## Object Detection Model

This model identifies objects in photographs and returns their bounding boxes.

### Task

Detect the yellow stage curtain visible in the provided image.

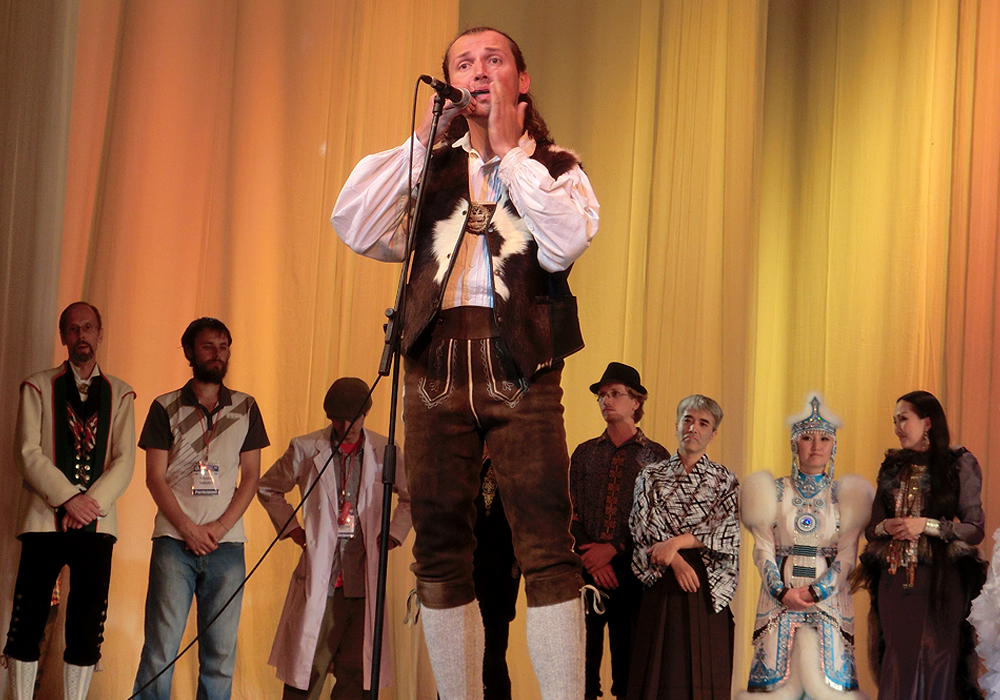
[3,0,1000,698]
[461,0,993,696]
[3,1,457,698]
[947,0,1000,547]
[752,2,965,691]
[0,1,86,698]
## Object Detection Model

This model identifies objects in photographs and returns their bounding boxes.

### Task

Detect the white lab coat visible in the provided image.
[258,426,411,690]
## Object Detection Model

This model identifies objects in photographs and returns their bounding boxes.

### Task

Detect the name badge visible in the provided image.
[192,461,220,496]
[338,501,356,539]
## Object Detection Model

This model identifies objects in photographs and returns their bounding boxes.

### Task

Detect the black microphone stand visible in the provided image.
[368,91,448,696]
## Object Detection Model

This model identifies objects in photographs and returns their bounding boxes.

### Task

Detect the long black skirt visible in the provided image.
[877,563,971,700]
[627,550,734,700]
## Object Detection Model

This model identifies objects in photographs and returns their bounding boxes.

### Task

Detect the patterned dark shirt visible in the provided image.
[630,453,740,612]
[570,428,670,555]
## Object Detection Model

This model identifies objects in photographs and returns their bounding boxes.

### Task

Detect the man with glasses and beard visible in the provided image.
[570,363,668,700]
[132,317,269,700]
[4,302,135,700]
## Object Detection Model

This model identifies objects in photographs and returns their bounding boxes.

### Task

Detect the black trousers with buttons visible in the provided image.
[4,530,114,666]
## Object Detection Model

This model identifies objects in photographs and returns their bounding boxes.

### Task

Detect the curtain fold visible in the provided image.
[946,0,1000,543]
[4,2,457,698]
[0,3,79,698]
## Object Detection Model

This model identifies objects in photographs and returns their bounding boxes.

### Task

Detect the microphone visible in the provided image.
[419,75,472,110]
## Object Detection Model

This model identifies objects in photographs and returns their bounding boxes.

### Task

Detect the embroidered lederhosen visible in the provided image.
[399,138,586,609]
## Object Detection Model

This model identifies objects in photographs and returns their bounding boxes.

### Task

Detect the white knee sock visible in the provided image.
[8,659,38,700]
[421,601,485,700]
[526,598,585,700]
[63,662,95,700]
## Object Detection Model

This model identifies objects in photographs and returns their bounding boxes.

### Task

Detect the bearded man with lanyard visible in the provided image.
[132,317,268,700]
[4,302,136,700]
[332,26,599,700]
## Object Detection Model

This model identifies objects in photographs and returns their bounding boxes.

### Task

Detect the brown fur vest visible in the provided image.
[402,141,585,380]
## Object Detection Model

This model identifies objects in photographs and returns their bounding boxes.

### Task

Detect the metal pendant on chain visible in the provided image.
[792,495,824,535]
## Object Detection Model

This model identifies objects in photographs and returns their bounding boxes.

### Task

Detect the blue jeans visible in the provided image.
[132,537,245,700]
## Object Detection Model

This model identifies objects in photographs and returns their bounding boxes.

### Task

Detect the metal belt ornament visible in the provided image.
[466,202,497,235]
[887,463,926,588]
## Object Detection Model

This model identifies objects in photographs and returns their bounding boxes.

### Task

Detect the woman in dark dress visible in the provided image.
[857,390,986,700]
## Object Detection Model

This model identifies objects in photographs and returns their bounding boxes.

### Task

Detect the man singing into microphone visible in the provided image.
[331,26,599,700]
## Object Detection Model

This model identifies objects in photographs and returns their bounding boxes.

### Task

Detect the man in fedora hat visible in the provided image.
[257,377,411,700]
[569,362,668,700]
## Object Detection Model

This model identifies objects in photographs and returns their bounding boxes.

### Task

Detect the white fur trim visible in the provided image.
[741,470,778,530]
[836,474,875,535]
[430,203,468,287]
[797,626,871,700]
[736,626,870,700]
[488,204,531,302]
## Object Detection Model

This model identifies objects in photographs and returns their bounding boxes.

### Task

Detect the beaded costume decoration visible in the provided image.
[787,394,842,589]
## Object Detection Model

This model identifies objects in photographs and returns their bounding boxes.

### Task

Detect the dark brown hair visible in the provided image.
[181,317,232,361]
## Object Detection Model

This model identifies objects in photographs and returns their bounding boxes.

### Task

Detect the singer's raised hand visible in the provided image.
[487,75,526,159]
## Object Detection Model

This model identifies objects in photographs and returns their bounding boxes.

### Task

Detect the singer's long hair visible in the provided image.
[440,26,553,148]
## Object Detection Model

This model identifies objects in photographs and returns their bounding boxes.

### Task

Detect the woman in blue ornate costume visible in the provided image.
[739,393,873,700]
[856,390,986,700]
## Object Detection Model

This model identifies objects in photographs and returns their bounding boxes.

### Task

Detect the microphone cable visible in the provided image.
[130,72,435,699]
